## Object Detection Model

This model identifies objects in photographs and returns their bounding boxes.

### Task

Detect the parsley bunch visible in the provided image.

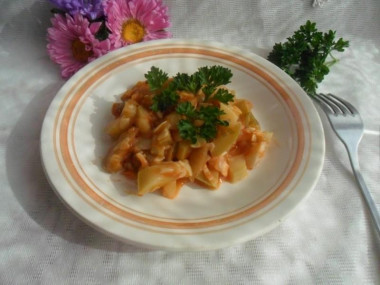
[267,20,349,96]
[144,65,234,143]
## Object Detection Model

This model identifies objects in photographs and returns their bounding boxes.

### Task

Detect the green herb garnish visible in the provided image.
[267,20,349,96]
[171,65,232,94]
[145,66,169,91]
[176,101,197,118]
[151,89,179,112]
[176,104,229,144]
[172,73,201,94]
[196,106,229,142]
[145,65,234,143]
[212,88,234,104]
[177,119,198,144]
[197,65,233,87]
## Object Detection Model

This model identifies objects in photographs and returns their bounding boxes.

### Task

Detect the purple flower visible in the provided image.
[49,0,104,21]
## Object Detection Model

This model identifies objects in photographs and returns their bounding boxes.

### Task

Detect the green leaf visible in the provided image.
[145,66,169,91]
[177,104,229,143]
[151,89,179,112]
[197,105,225,122]
[176,101,196,118]
[196,66,233,87]
[199,122,218,142]
[178,119,197,144]
[172,73,201,93]
[212,89,234,104]
[202,85,216,101]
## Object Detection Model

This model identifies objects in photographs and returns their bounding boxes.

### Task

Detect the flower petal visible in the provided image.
[103,0,171,48]
[47,13,109,79]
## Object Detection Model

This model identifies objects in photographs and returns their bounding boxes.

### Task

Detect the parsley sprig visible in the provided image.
[176,102,229,144]
[144,65,234,143]
[151,89,179,113]
[172,73,201,94]
[145,66,169,91]
[145,66,178,112]
[212,89,234,104]
[267,20,349,96]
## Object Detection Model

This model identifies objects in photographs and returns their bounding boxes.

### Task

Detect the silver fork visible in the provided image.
[313,93,380,237]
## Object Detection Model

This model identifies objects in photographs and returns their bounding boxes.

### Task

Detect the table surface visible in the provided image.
[1,0,379,284]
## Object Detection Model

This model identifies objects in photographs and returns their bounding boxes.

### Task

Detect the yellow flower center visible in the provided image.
[71,39,93,62]
[121,19,145,43]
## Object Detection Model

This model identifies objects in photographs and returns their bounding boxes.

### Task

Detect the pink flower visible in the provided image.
[103,0,171,49]
[47,13,111,79]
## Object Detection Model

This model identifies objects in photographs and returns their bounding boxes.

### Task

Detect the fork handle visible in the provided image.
[345,144,380,237]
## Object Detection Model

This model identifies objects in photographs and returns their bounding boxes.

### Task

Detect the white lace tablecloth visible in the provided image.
[1,0,379,284]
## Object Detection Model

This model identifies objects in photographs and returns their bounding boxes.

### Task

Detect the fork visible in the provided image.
[313,93,380,237]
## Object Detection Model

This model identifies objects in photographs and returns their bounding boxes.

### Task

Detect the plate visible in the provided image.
[40,39,324,251]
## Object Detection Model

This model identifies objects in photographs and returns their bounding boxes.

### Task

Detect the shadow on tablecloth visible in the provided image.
[5,83,154,253]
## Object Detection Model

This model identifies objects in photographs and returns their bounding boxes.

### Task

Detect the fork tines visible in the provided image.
[314,93,357,116]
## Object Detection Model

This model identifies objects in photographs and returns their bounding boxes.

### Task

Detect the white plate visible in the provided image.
[40,39,324,251]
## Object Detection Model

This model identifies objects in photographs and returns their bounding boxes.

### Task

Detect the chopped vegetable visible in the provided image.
[228,155,248,183]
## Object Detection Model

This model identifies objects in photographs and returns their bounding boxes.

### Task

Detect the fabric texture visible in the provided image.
[0,0,379,284]
[313,0,329,7]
